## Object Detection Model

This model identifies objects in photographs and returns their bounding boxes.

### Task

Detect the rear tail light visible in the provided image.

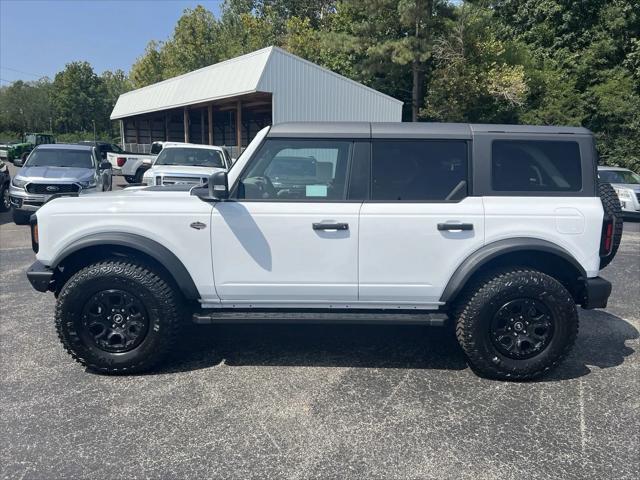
[116,157,127,167]
[600,218,613,256]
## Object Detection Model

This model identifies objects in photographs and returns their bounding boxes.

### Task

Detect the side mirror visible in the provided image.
[209,171,229,199]
[99,161,111,170]
[13,158,23,167]
[192,171,229,201]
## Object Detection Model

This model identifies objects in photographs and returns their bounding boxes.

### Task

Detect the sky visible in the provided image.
[0,0,223,85]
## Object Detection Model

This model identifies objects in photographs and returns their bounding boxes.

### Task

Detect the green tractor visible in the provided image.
[5,133,56,164]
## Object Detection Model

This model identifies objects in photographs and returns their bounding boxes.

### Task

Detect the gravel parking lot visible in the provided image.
[1,165,638,479]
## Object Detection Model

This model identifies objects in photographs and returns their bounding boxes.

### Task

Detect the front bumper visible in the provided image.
[10,187,47,211]
[10,185,89,211]
[582,276,612,309]
[26,261,54,293]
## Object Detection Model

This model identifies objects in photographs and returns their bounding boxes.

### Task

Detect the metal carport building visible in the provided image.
[110,46,403,154]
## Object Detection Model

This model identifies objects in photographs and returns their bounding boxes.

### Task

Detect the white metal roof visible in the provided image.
[111,46,402,122]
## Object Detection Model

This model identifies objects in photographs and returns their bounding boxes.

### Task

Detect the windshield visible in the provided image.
[155,147,225,168]
[599,169,640,184]
[26,149,94,168]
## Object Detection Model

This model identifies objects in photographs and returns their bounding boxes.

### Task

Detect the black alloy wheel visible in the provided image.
[80,289,149,353]
[490,298,554,359]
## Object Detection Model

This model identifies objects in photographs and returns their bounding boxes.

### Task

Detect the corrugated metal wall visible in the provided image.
[259,48,403,124]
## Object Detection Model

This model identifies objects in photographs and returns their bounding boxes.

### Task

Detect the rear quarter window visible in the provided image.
[491,140,582,192]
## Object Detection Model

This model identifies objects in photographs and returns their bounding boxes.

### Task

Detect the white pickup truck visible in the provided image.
[107,141,165,184]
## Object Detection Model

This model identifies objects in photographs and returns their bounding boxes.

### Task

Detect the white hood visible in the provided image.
[146,165,226,177]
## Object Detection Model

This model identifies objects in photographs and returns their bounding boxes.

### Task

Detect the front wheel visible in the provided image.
[454,268,578,381]
[55,259,184,374]
[0,185,10,212]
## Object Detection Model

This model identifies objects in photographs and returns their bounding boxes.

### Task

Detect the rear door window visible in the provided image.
[491,140,582,192]
[371,140,468,201]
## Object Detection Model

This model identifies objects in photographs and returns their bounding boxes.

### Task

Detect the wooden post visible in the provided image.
[200,109,205,144]
[119,120,125,147]
[208,104,214,145]
[164,113,169,141]
[236,100,242,151]
[135,119,139,145]
[183,107,189,143]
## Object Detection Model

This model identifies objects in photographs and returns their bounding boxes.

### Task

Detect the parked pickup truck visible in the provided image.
[10,144,112,224]
[107,141,165,184]
[142,143,231,186]
[26,122,620,380]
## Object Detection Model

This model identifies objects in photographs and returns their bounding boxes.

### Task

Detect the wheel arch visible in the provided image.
[51,232,200,300]
[441,238,587,305]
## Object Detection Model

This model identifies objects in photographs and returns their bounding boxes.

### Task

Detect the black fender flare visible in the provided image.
[51,232,200,300]
[440,238,586,303]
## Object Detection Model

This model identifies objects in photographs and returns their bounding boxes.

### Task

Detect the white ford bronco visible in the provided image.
[26,123,621,380]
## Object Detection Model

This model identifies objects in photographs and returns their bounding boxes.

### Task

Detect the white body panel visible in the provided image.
[211,201,360,303]
[359,198,485,305]
[143,165,226,186]
[35,190,217,303]
[482,197,604,277]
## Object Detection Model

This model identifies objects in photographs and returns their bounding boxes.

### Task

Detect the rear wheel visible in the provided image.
[133,168,146,184]
[455,268,578,381]
[598,182,623,269]
[55,259,184,374]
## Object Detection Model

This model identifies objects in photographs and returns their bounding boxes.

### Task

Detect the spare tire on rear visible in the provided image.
[598,182,623,269]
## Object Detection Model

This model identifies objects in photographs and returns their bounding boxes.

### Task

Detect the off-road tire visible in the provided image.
[12,209,31,225]
[55,259,184,374]
[454,268,578,381]
[0,184,10,212]
[598,182,623,269]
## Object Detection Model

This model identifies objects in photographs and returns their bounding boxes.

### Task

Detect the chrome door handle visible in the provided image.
[313,222,349,231]
[438,223,473,231]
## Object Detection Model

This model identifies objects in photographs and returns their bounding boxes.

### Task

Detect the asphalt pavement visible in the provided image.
[0,164,639,479]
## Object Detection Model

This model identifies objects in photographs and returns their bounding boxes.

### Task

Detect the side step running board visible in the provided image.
[192,310,448,326]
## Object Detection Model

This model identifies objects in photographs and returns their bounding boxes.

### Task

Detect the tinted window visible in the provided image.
[492,140,582,192]
[371,140,468,201]
[155,148,225,168]
[237,139,351,200]
[26,149,93,168]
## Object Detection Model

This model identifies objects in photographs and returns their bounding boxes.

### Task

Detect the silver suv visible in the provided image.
[10,144,112,224]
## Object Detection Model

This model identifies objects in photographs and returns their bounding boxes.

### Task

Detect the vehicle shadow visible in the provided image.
[150,309,637,381]
[0,210,13,226]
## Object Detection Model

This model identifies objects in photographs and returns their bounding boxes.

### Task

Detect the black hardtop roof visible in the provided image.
[269,122,591,139]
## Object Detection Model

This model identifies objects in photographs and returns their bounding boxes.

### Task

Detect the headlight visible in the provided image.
[12,177,27,188]
[79,179,97,189]
[143,172,154,186]
[614,187,633,201]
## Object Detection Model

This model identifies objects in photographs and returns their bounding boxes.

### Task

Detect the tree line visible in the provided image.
[1,0,638,171]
